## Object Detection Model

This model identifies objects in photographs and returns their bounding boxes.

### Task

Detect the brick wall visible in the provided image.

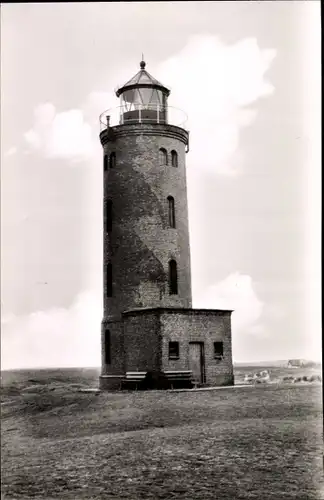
[123,310,162,372]
[101,123,192,326]
[160,309,234,385]
[98,120,234,389]
[117,307,234,386]
[101,319,125,375]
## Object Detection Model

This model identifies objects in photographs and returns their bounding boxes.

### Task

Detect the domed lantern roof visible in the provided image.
[116,60,170,108]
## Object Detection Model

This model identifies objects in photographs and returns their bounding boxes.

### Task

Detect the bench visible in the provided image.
[163,370,193,389]
[121,372,147,391]
[121,370,194,390]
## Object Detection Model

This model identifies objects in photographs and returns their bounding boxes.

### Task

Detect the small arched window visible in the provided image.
[169,259,178,295]
[104,154,108,171]
[109,152,116,168]
[167,196,175,228]
[171,150,178,168]
[104,329,111,364]
[159,148,168,165]
[106,262,112,297]
[105,200,112,232]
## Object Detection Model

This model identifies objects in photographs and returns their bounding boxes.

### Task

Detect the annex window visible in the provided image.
[169,341,179,360]
[171,150,178,168]
[105,200,112,232]
[106,262,112,297]
[104,154,108,172]
[104,329,111,364]
[109,152,116,168]
[214,342,224,360]
[167,196,175,228]
[169,259,178,295]
[159,148,168,165]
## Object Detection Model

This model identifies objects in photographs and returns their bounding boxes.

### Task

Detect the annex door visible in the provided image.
[189,342,205,384]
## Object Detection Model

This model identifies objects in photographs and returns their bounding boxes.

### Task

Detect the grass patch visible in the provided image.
[1,368,323,499]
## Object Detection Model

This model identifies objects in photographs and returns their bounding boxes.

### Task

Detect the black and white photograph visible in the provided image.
[1,1,322,499]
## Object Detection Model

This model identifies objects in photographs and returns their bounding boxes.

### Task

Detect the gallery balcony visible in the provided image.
[99,104,188,132]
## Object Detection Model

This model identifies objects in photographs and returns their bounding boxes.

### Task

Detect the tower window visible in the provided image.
[171,150,178,168]
[214,342,224,360]
[169,341,179,360]
[167,196,175,228]
[104,329,111,364]
[109,152,116,168]
[105,200,112,232]
[169,259,178,295]
[104,154,108,171]
[159,148,168,165]
[106,263,112,297]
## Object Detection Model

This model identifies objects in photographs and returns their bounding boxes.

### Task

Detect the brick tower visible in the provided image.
[99,60,234,390]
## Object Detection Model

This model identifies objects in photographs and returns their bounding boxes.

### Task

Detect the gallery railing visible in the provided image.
[99,104,188,132]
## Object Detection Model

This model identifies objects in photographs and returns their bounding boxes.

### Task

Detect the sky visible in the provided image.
[1,1,321,369]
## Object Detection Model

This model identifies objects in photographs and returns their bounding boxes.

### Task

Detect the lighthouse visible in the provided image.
[99,60,234,390]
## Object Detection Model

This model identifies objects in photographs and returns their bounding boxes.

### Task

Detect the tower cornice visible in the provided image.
[100,123,189,147]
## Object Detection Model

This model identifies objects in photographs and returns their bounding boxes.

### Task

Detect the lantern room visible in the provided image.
[115,60,170,125]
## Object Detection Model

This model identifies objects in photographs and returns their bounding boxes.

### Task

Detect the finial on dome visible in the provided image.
[140,55,146,69]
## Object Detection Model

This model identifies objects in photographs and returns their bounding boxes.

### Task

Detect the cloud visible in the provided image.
[193,272,265,335]
[24,103,96,161]
[4,147,17,157]
[1,274,263,370]
[1,290,102,370]
[23,92,117,162]
[84,91,116,125]
[157,35,276,175]
[22,36,275,168]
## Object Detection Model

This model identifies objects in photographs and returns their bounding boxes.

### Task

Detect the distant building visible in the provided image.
[287,359,303,368]
[99,60,234,390]
[287,359,317,368]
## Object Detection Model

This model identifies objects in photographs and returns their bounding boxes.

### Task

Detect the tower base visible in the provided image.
[100,307,234,391]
